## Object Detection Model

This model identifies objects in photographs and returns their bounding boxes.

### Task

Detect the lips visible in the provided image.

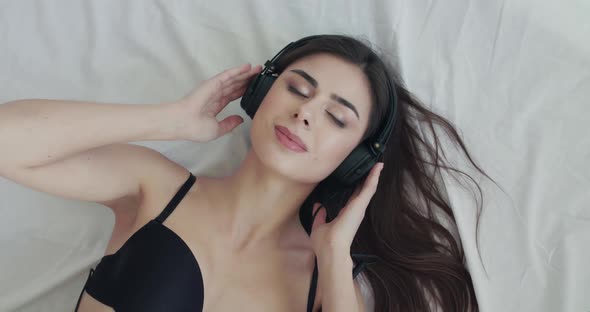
[274,125,308,151]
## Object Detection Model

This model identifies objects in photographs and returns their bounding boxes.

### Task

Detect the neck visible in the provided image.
[203,150,317,253]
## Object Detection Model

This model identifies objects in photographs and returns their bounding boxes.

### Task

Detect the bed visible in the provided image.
[0,0,588,311]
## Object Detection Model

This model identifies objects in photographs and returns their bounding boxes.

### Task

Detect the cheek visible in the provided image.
[250,88,282,131]
[314,138,356,168]
[258,84,286,113]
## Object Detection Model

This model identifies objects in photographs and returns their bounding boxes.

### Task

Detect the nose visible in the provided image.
[292,112,308,127]
[292,101,315,128]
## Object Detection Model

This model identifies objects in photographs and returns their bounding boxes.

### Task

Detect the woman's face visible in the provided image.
[249,52,373,183]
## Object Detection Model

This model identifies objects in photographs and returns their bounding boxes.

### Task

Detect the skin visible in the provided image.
[191,53,375,311]
[202,52,373,253]
[78,53,374,311]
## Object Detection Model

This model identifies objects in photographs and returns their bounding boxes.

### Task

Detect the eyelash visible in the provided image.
[287,85,346,128]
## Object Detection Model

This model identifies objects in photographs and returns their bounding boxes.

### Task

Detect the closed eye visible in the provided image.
[287,85,307,98]
[287,85,346,128]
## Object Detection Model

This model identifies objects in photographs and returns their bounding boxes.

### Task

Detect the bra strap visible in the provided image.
[74,268,94,311]
[306,256,319,312]
[155,172,196,223]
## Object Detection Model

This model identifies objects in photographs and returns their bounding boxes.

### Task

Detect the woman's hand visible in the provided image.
[168,63,263,142]
[310,162,384,259]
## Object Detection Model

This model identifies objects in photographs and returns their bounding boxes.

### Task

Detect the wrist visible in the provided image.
[317,250,353,269]
[159,101,193,140]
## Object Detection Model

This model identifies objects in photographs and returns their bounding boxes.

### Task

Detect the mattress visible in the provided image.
[0,0,588,311]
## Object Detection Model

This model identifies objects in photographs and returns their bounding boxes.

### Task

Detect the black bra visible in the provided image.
[74,171,376,311]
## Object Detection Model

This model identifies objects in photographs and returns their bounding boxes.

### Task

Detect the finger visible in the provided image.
[213,63,253,87]
[216,115,244,137]
[207,64,262,114]
[311,203,327,231]
[222,76,252,99]
[226,63,261,85]
[211,80,250,112]
[224,84,249,103]
[352,183,363,200]
[221,66,261,98]
[356,163,383,204]
[341,163,383,227]
[207,79,251,115]
[222,64,262,91]
[231,64,263,83]
[213,65,260,101]
[344,182,363,208]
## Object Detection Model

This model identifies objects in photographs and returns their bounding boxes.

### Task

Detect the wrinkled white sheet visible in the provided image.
[0,0,588,311]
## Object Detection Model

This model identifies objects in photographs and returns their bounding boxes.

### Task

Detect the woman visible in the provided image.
[0,34,493,311]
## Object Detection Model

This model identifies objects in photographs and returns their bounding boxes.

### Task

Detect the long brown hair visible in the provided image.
[267,34,500,311]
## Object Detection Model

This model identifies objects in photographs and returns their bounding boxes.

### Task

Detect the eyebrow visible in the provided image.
[289,69,360,120]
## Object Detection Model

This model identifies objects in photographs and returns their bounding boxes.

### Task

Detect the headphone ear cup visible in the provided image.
[329,143,376,186]
[240,74,277,119]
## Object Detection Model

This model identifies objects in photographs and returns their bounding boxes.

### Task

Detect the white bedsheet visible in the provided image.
[0,0,588,311]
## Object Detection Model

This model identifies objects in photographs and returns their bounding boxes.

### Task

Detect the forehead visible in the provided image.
[282,53,373,122]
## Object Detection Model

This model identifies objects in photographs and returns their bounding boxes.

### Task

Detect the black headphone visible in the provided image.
[241,35,398,186]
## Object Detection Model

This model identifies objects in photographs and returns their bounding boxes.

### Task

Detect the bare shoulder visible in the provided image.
[134,146,194,218]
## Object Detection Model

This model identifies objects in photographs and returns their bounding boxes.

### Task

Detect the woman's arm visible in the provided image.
[0,99,178,170]
[317,254,366,312]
